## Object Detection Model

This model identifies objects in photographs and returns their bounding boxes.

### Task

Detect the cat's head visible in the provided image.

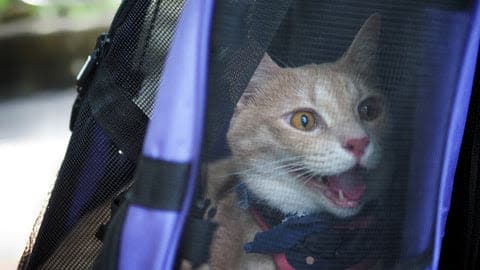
[227,14,387,218]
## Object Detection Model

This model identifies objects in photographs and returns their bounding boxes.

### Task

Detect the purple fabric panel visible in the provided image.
[402,11,466,258]
[119,206,179,269]
[431,2,480,269]
[67,124,108,229]
[119,0,214,269]
[401,3,480,269]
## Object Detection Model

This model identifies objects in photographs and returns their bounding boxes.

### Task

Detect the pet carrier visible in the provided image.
[19,0,480,269]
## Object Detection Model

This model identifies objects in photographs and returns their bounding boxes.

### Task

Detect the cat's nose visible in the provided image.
[342,137,369,159]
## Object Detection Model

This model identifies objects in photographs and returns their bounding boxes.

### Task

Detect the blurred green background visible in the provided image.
[0,0,120,97]
[0,0,118,22]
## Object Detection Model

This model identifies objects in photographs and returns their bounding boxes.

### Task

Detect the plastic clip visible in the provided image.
[70,33,110,131]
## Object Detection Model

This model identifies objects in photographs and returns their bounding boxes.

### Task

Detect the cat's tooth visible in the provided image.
[339,190,345,201]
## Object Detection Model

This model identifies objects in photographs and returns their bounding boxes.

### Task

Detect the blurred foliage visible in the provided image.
[0,0,120,23]
[0,0,34,22]
[0,0,9,8]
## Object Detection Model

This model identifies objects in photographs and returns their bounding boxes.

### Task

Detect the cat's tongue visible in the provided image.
[326,169,366,204]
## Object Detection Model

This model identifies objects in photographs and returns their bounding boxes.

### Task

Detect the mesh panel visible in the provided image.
[202,0,474,269]
[21,0,184,268]
[20,0,477,269]
[22,101,135,269]
[132,0,186,117]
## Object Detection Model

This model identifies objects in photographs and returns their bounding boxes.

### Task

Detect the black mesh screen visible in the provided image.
[20,101,136,269]
[19,0,477,269]
[203,0,475,269]
[132,0,185,116]
[20,0,183,269]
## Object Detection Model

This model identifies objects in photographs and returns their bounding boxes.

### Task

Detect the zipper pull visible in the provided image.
[70,33,111,131]
[76,33,111,90]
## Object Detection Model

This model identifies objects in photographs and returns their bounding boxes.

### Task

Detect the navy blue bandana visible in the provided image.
[235,182,383,270]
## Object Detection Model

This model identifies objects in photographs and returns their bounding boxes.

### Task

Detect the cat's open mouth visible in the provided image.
[294,167,366,208]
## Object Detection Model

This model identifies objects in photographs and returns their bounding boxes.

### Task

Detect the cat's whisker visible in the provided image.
[257,163,306,177]
[244,160,299,170]
[297,170,316,179]
[283,166,307,174]
[246,155,304,164]
[302,172,318,185]
[248,158,305,170]
[214,157,306,179]
[285,166,319,183]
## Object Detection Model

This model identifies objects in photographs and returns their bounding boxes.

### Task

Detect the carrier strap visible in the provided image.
[179,200,218,268]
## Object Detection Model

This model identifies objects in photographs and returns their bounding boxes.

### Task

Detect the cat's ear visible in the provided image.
[338,13,381,77]
[236,53,280,111]
[251,53,281,80]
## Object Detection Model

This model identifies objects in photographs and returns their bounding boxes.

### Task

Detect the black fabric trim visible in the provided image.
[85,0,151,162]
[96,188,130,241]
[93,202,128,270]
[180,218,218,267]
[178,199,218,267]
[87,64,148,161]
[131,157,191,210]
[440,48,480,270]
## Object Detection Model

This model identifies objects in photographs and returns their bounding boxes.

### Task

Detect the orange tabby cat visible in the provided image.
[206,14,389,270]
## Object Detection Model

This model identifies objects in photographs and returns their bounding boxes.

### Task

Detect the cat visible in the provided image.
[205,14,390,270]
[34,13,389,270]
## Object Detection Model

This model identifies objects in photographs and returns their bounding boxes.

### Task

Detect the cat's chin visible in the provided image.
[294,166,367,214]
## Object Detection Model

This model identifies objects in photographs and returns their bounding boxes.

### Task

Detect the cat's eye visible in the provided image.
[358,96,382,121]
[290,111,316,131]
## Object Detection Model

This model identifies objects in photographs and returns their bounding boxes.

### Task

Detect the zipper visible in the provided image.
[70,33,111,130]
